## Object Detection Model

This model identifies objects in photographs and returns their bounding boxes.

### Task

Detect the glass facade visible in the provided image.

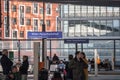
[58,4,120,62]
[60,5,120,37]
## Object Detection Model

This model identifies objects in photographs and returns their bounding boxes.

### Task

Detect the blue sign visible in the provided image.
[27,31,62,39]
[64,39,89,43]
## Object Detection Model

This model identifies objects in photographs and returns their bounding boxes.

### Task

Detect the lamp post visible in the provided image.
[42,1,47,68]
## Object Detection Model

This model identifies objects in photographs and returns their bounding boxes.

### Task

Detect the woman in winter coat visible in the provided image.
[80,52,88,80]
[19,56,29,80]
[68,51,88,80]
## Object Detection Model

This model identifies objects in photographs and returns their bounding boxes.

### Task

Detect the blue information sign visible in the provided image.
[27,31,62,39]
[64,39,89,43]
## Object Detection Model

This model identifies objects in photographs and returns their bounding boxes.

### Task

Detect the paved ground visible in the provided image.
[89,75,120,80]
[28,74,120,80]
[1,70,120,80]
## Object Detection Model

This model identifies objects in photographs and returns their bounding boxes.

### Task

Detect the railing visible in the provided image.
[62,12,119,18]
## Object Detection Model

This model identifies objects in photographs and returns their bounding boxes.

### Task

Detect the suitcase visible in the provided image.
[39,68,48,80]
[51,71,63,80]
[51,78,63,80]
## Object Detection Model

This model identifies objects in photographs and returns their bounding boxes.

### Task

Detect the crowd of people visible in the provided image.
[50,51,88,80]
[89,58,112,71]
[0,49,29,80]
[0,49,112,80]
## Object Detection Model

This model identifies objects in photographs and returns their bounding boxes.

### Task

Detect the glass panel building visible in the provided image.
[60,5,120,37]
[55,4,120,64]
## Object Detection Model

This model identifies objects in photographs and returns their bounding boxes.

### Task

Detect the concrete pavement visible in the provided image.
[27,74,120,80]
[89,75,120,80]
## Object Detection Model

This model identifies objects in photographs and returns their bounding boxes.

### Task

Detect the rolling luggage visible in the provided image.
[39,68,48,80]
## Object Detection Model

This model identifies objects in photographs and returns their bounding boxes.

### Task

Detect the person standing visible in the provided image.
[65,55,73,80]
[0,49,13,80]
[52,54,59,63]
[80,52,88,80]
[19,56,29,80]
[69,51,88,80]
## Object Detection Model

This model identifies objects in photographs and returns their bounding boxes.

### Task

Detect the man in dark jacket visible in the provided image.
[0,49,13,79]
[52,54,59,63]
[66,55,73,80]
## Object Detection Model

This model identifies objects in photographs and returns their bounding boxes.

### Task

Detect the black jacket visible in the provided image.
[19,60,29,75]
[0,55,13,75]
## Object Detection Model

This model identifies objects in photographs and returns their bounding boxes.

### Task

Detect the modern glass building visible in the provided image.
[55,4,120,63]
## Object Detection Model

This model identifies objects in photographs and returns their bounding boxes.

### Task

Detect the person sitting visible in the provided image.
[6,66,21,80]
[58,60,65,73]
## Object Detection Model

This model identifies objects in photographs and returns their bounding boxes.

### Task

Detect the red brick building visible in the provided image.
[0,0,59,61]
[1,0,59,39]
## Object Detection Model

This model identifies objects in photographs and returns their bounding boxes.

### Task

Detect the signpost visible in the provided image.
[64,39,89,43]
[64,39,89,52]
[27,32,62,39]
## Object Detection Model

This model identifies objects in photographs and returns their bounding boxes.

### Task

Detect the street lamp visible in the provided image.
[42,1,47,68]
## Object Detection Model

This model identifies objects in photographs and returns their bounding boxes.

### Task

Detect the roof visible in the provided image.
[11,0,120,7]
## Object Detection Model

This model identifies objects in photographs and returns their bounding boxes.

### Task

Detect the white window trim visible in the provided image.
[39,7,43,14]
[46,3,52,16]
[4,16,7,38]
[33,18,39,31]
[9,2,12,38]
[12,29,18,51]
[19,31,24,39]
[0,42,3,50]
[33,3,39,15]
[12,29,18,39]
[56,16,58,31]
[4,0,7,12]
[19,5,25,26]
[4,16,10,39]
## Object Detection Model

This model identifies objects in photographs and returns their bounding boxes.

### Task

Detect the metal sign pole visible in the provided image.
[42,1,47,69]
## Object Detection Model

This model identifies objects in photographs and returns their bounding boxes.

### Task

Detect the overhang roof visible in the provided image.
[11,0,120,7]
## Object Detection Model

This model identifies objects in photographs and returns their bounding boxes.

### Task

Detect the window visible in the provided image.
[26,19,31,25]
[0,42,2,49]
[26,6,31,13]
[0,30,2,37]
[20,6,24,25]
[40,20,43,26]
[46,3,51,15]
[20,6,24,13]
[46,20,50,26]
[34,19,38,26]
[13,41,17,50]
[13,31,17,38]
[20,18,24,25]
[4,0,7,12]
[40,8,43,14]
[33,3,38,14]
[12,18,17,25]
[33,19,38,31]
[4,16,9,37]
[3,42,10,49]
[27,41,31,49]
[20,31,24,38]
[12,5,16,12]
